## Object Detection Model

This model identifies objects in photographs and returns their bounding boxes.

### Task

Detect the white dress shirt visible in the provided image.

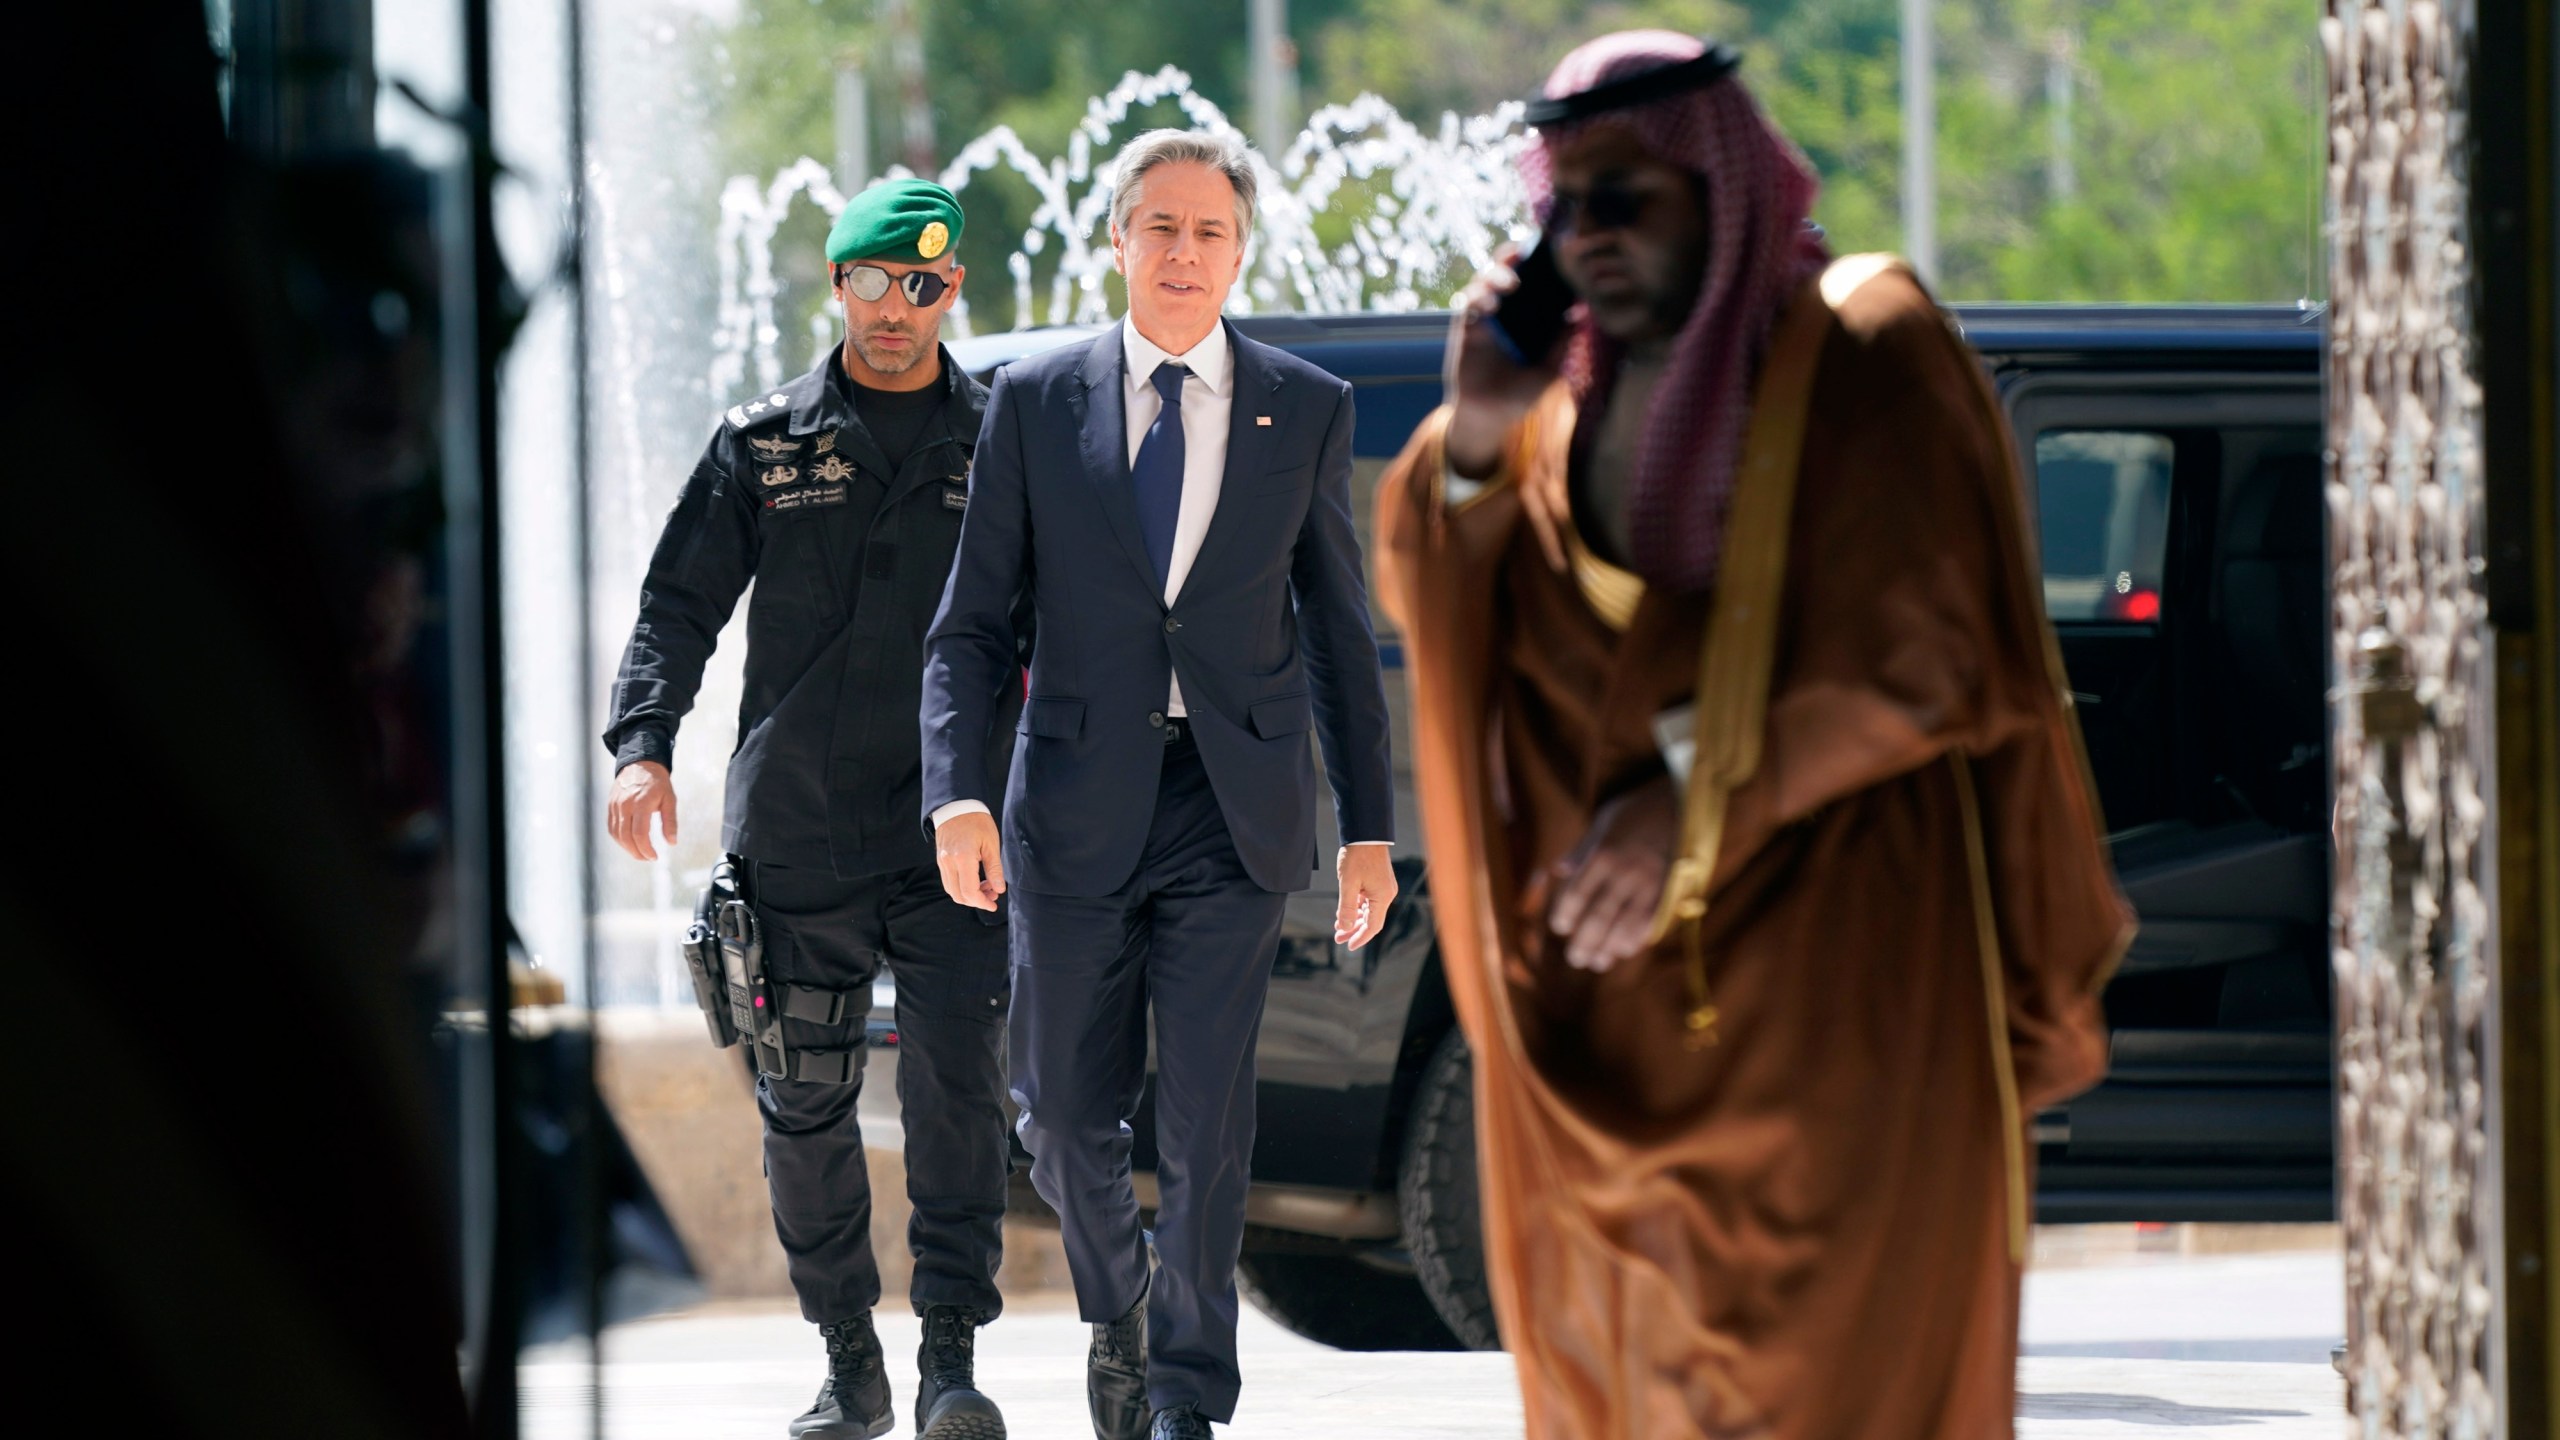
[1119,316,1231,716]
[932,320,1385,849]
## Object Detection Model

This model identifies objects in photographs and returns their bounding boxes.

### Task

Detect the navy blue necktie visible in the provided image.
[1131,362,1190,589]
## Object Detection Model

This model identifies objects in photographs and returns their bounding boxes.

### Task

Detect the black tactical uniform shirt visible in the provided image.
[604,346,1022,879]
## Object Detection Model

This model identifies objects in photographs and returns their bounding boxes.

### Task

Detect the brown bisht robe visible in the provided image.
[1373,257,2133,1440]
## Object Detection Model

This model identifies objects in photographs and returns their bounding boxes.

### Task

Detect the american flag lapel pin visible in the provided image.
[1256,415,1272,426]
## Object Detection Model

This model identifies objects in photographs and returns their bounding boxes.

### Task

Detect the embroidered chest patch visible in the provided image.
[765,484,847,513]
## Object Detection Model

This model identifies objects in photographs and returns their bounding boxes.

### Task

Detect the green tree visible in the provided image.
[699,0,2325,330]
[1930,0,2324,300]
[1311,0,2321,301]
[1312,0,1743,122]
[1736,0,1907,259]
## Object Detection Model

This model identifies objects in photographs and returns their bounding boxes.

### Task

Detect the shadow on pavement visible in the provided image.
[2018,1392,2309,1425]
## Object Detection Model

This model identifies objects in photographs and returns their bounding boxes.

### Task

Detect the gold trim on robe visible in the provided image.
[1372,254,2136,1440]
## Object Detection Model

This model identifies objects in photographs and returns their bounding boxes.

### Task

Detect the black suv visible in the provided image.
[947,302,2330,1351]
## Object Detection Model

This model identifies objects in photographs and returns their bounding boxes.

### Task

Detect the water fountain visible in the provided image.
[577,63,1533,1009]
[709,66,1533,401]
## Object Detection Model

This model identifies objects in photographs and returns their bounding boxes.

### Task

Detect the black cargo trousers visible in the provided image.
[746,857,1011,1324]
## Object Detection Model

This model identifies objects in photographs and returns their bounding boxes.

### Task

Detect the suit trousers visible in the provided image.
[1008,729,1288,1423]
[748,859,1012,1324]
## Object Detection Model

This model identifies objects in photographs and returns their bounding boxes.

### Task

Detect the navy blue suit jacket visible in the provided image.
[920,321,1395,896]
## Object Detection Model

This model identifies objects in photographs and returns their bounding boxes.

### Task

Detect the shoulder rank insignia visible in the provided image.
[812,455,856,484]
[748,432,803,462]
[759,465,801,487]
[725,391,794,429]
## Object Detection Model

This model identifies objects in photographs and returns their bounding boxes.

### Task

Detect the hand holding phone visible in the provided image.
[1444,239,1573,483]
[1487,237,1573,366]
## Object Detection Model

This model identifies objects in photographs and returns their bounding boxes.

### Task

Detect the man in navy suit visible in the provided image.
[919,129,1398,1440]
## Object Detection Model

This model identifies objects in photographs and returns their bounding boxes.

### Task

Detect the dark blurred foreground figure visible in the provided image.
[1372,31,2134,1440]
[1,2,468,1435]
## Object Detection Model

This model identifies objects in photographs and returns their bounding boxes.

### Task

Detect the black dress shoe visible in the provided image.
[916,1304,1007,1440]
[1087,1289,1149,1440]
[790,1312,894,1439]
[1148,1404,1213,1439]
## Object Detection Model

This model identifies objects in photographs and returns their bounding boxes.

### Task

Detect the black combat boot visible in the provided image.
[1148,1404,1212,1439]
[1087,1287,1149,1440]
[914,1304,1006,1439]
[790,1312,893,1439]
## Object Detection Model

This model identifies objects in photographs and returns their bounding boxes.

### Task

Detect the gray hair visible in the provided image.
[1108,129,1260,238]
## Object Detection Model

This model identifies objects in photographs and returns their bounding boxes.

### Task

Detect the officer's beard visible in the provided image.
[850,323,935,376]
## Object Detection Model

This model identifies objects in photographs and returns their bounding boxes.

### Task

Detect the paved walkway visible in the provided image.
[521,1245,2346,1439]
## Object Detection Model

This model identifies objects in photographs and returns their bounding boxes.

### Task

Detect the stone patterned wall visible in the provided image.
[2322,3,2501,1435]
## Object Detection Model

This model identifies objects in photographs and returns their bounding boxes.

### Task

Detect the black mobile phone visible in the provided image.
[1486,236,1573,366]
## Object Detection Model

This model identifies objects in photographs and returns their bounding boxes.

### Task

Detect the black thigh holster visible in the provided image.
[679,857,865,1085]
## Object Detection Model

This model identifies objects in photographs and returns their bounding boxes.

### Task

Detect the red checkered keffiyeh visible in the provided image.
[1519,31,1831,595]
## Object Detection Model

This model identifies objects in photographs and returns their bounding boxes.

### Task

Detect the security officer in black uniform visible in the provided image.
[603,180,1021,1440]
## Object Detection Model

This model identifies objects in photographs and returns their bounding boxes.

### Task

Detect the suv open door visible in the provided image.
[1987,316,2331,1220]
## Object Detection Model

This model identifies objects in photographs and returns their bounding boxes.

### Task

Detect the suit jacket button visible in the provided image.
[1163,617,1181,633]
[1148,711,1166,728]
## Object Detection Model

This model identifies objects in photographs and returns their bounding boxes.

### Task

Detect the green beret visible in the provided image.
[826,178,965,265]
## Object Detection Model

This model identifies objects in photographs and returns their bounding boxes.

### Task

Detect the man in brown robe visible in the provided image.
[1371,31,2135,1440]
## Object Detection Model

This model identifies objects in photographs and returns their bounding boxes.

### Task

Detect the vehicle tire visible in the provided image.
[1396,1027,1503,1349]
[1235,1245,1464,1351]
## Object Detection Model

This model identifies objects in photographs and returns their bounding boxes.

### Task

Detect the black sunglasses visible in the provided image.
[835,263,952,307]
[1539,180,1654,238]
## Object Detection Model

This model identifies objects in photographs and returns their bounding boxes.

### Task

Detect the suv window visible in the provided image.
[2035,429,2174,623]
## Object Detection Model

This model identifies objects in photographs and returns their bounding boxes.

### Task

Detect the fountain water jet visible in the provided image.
[710,67,1533,399]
